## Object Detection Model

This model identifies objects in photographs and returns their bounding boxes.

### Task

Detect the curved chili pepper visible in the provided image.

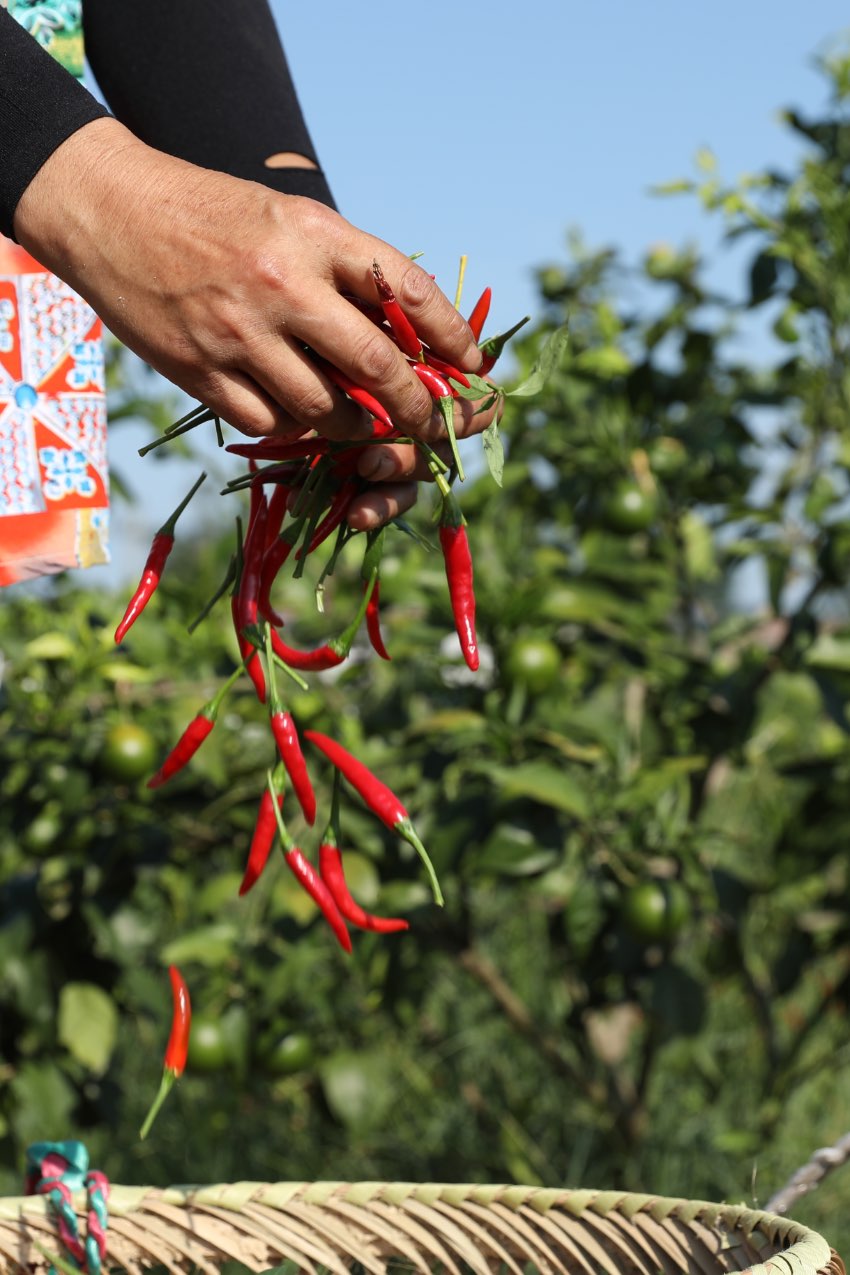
[265,772,351,953]
[365,578,390,661]
[266,571,378,672]
[304,730,443,906]
[115,472,206,643]
[147,665,243,789]
[239,763,285,895]
[319,843,408,933]
[372,260,423,361]
[139,965,192,1140]
[466,286,492,342]
[439,492,479,672]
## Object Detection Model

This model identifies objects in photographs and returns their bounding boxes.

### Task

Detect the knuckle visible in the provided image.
[352,328,400,383]
[288,382,334,425]
[396,265,433,312]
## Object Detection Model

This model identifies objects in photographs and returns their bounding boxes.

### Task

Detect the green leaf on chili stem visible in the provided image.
[449,373,495,400]
[482,421,505,488]
[507,320,570,398]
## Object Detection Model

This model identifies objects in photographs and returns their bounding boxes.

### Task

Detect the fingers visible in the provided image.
[346,480,418,532]
[332,233,482,373]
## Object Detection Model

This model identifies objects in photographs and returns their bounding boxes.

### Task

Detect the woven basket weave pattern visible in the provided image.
[0,1182,843,1275]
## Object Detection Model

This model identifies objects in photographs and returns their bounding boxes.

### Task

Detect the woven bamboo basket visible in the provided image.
[0,1182,843,1275]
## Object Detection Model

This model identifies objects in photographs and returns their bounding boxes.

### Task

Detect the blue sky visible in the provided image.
[75,3,850,587]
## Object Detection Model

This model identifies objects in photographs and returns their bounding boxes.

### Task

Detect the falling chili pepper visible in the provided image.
[372,260,424,361]
[147,663,243,789]
[266,771,352,953]
[304,729,443,906]
[466,286,492,342]
[239,762,285,895]
[319,775,408,933]
[139,965,191,1140]
[439,490,479,672]
[115,472,206,644]
[265,626,316,825]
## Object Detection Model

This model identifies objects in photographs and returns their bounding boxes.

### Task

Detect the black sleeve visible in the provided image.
[0,7,108,239]
[83,0,335,208]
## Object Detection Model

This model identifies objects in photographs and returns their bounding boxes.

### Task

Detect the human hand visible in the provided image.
[14,118,482,445]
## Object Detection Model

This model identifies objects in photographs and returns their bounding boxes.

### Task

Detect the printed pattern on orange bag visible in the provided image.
[0,239,109,585]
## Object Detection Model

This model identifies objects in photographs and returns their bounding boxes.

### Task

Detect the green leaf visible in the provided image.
[507,322,570,398]
[319,1050,396,1131]
[58,983,118,1075]
[23,632,77,660]
[161,923,238,967]
[490,762,589,818]
[476,824,557,877]
[449,373,494,400]
[482,421,505,487]
[10,1063,75,1145]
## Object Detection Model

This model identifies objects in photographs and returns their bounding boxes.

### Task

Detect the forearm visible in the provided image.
[83,0,335,207]
[0,7,107,239]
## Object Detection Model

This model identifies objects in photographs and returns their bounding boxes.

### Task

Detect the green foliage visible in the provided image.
[4,46,850,1254]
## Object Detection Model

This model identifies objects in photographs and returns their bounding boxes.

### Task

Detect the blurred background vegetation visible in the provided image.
[4,45,850,1259]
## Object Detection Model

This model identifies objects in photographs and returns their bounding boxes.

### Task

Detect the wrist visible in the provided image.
[13,117,151,282]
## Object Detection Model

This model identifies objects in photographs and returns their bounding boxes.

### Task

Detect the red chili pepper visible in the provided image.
[319,843,408,933]
[304,730,443,905]
[316,357,395,433]
[365,578,390,660]
[296,477,359,559]
[439,492,479,672]
[421,352,471,389]
[265,771,351,953]
[226,438,331,463]
[318,781,407,933]
[478,315,530,375]
[412,362,453,399]
[139,965,192,1140]
[372,260,424,361]
[239,764,285,895]
[265,627,316,825]
[270,710,316,825]
[115,472,206,643]
[266,570,378,672]
[466,286,492,342]
[235,501,269,702]
[147,665,242,789]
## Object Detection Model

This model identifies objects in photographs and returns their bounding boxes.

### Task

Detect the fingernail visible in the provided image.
[359,451,395,480]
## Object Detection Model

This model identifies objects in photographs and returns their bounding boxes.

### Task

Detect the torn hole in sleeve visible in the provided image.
[264,152,319,170]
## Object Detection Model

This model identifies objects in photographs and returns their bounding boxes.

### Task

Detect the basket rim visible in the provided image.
[0,1181,836,1275]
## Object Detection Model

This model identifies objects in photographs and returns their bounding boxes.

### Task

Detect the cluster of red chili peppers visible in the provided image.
[121,262,526,1134]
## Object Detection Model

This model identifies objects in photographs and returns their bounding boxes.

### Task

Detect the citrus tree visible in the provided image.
[2,42,850,1252]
